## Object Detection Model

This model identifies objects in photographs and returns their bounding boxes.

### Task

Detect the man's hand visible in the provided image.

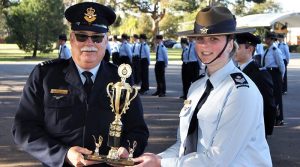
[65,146,100,167]
[118,146,129,158]
[130,153,161,167]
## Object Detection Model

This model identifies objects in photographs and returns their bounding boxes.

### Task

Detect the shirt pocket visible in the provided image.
[44,94,74,134]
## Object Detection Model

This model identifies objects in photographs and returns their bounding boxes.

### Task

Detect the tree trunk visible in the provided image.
[32,25,39,58]
[150,19,160,51]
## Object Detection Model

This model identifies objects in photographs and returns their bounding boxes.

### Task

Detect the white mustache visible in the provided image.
[81,46,98,52]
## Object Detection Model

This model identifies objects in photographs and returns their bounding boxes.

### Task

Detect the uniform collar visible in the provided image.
[75,62,101,83]
[205,60,236,89]
[238,59,252,71]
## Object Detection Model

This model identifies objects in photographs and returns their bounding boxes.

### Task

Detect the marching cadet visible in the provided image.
[132,34,141,84]
[277,34,290,94]
[180,37,200,99]
[138,34,150,95]
[119,33,133,65]
[58,34,71,59]
[12,2,149,167]
[262,31,285,126]
[152,35,168,97]
[132,6,272,167]
[111,35,121,65]
[235,31,277,136]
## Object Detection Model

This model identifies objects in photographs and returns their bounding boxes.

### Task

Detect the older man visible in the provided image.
[12,2,149,167]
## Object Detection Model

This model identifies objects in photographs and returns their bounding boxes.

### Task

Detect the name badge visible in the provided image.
[50,89,69,95]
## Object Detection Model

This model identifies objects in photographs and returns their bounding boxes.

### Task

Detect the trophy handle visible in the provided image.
[123,87,138,114]
[107,83,115,112]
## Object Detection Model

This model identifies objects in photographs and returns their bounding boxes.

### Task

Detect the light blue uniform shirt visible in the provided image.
[277,42,290,63]
[140,42,150,63]
[262,43,285,77]
[183,42,198,63]
[59,44,71,59]
[132,42,141,57]
[156,42,168,66]
[119,41,133,60]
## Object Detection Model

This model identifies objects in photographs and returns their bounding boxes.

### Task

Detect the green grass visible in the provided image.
[0,44,182,62]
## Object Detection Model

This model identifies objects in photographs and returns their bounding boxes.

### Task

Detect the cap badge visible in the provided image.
[84,7,97,24]
[200,27,208,34]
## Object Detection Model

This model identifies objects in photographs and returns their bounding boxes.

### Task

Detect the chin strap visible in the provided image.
[202,36,230,65]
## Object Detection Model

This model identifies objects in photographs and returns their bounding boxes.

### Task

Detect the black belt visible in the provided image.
[267,67,279,71]
[183,61,198,64]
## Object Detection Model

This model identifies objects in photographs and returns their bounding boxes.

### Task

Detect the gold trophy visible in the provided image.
[85,64,138,166]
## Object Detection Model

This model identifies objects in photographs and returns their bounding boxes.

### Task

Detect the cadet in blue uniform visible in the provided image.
[180,37,200,99]
[262,32,285,126]
[111,35,120,65]
[277,34,290,94]
[119,34,132,65]
[58,34,71,59]
[152,35,168,97]
[235,31,276,136]
[138,34,150,95]
[132,34,141,84]
[12,2,149,167]
[132,6,271,167]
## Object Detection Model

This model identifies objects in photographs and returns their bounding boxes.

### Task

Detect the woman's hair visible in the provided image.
[229,40,239,58]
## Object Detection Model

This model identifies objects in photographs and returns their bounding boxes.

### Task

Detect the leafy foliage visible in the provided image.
[5,0,66,57]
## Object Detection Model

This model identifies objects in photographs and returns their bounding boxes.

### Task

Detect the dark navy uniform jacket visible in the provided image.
[12,59,149,167]
[242,61,276,135]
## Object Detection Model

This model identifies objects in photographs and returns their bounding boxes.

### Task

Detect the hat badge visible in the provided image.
[200,27,208,34]
[84,7,97,24]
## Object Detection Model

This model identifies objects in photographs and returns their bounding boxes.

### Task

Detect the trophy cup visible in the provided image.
[85,64,138,166]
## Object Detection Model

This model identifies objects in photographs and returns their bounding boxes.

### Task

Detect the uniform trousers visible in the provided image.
[181,62,200,98]
[119,56,131,66]
[132,56,141,84]
[154,61,166,95]
[140,58,149,92]
[112,52,120,65]
[282,59,288,93]
[267,68,283,122]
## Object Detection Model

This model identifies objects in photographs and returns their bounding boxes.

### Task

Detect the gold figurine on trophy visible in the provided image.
[85,64,138,166]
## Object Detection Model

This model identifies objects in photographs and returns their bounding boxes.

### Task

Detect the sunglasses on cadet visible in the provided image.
[74,33,105,43]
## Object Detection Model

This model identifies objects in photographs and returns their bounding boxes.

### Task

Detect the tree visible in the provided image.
[233,0,282,15]
[5,0,66,58]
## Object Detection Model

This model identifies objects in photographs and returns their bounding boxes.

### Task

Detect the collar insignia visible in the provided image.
[200,27,208,34]
[84,7,97,24]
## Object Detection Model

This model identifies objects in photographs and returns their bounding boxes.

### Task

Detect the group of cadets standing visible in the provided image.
[107,33,152,95]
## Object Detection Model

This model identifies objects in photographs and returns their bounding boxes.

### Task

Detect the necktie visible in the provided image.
[133,43,136,53]
[82,71,93,100]
[58,46,63,59]
[181,49,184,61]
[262,48,269,67]
[187,43,192,61]
[185,79,213,155]
[156,45,159,60]
[139,44,143,59]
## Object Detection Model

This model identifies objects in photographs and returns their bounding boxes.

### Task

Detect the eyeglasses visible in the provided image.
[74,33,105,43]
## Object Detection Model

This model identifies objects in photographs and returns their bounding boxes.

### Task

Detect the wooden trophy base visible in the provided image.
[84,154,106,163]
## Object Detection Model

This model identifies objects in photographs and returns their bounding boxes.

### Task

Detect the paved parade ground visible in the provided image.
[0,54,300,166]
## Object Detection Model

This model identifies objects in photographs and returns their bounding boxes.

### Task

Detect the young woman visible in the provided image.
[132,6,272,167]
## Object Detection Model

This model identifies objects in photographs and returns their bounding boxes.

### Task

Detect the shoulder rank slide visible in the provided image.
[230,73,249,88]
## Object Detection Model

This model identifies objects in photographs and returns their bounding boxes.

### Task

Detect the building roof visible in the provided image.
[236,12,300,28]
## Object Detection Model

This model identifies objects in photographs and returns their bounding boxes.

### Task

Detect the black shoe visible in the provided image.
[139,90,147,95]
[179,95,187,99]
[158,93,166,97]
[152,92,159,96]
[275,120,284,126]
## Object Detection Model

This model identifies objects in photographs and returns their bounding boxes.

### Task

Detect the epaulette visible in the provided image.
[63,45,66,48]
[192,73,205,82]
[39,58,61,66]
[230,72,249,88]
[162,45,164,47]
[272,47,276,50]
